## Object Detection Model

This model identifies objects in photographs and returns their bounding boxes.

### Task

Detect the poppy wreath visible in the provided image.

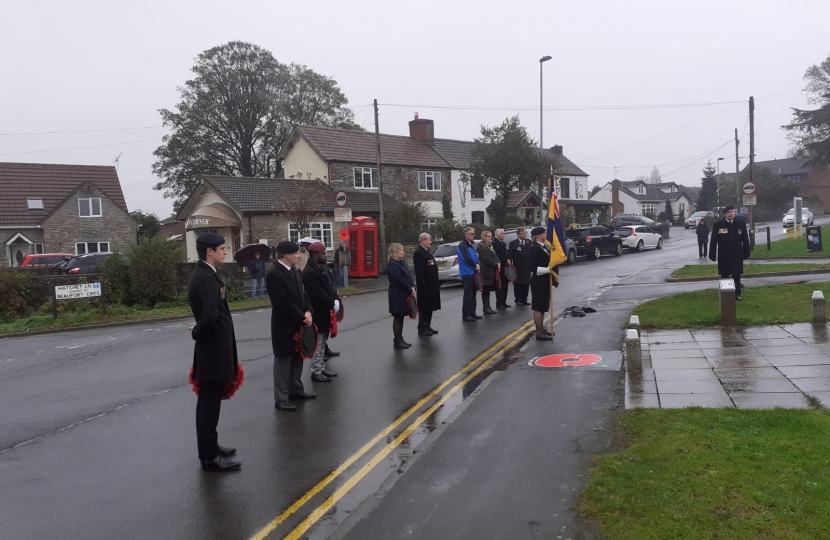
[189,364,245,400]
[294,324,319,360]
[329,308,338,338]
[406,294,418,320]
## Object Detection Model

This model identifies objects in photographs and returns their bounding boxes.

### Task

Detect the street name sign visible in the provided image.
[742,181,756,195]
[55,282,101,300]
[743,194,757,206]
[334,208,352,222]
[335,190,348,208]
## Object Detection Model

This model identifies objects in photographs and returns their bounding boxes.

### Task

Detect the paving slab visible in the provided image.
[810,392,830,407]
[720,378,800,393]
[657,379,728,394]
[649,341,702,351]
[649,348,705,360]
[626,393,661,409]
[790,377,830,393]
[651,357,711,370]
[706,356,774,369]
[626,378,658,394]
[731,392,810,409]
[698,340,752,349]
[765,354,830,367]
[653,368,719,381]
[778,365,830,378]
[743,338,807,348]
[760,345,821,356]
[659,393,733,408]
[702,347,756,359]
[714,367,787,379]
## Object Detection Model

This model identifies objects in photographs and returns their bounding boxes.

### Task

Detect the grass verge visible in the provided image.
[671,263,830,279]
[750,233,828,258]
[0,298,272,336]
[632,281,830,328]
[580,408,830,540]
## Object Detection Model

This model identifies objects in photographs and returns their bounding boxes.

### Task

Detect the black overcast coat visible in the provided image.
[508,238,533,285]
[188,261,239,382]
[302,261,338,333]
[413,245,441,312]
[267,262,313,357]
[387,259,415,316]
[709,218,750,275]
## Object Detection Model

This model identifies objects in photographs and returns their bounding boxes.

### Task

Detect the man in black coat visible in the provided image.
[507,227,532,306]
[709,205,751,300]
[188,233,241,472]
[267,241,315,411]
[492,228,511,309]
[413,232,441,336]
[302,243,340,383]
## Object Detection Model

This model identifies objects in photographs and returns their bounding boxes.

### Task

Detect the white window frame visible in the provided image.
[638,185,645,194]
[470,175,485,200]
[27,198,44,210]
[288,222,333,249]
[34,243,44,254]
[679,203,685,213]
[78,197,102,217]
[641,203,656,215]
[75,241,110,255]
[353,167,378,189]
[421,218,438,230]
[418,171,442,192]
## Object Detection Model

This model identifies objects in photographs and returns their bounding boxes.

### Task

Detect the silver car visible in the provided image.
[783,207,813,228]
[434,241,476,284]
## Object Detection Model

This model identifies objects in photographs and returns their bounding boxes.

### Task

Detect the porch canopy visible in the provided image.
[185,203,240,230]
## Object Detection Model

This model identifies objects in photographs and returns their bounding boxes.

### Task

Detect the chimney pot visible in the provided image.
[551,145,563,155]
[408,115,434,142]
[415,113,419,120]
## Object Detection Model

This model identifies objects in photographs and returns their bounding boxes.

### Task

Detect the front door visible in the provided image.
[9,242,29,267]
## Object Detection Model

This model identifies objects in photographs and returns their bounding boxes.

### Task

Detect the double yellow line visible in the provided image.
[250,320,534,540]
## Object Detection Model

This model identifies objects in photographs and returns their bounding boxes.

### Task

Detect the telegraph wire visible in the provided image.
[0,137,162,157]
[0,126,165,136]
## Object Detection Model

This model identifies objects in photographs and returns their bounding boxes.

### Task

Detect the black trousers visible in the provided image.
[273,353,305,402]
[462,275,477,317]
[698,239,708,257]
[196,382,223,460]
[514,283,529,303]
[720,273,742,296]
[418,310,433,330]
[496,269,509,306]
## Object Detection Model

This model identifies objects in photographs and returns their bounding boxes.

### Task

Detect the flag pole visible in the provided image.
[549,273,554,338]
[548,172,555,338]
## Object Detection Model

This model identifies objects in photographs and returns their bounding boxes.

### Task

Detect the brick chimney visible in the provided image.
[551,145,563,155]
[611,179,623,217]
[408,113,434,142]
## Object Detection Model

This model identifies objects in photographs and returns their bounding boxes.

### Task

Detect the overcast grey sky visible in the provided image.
[2,0,828,218]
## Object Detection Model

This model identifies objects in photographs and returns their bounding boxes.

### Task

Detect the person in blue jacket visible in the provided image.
[247,250,266,299]
[457,227,481,321]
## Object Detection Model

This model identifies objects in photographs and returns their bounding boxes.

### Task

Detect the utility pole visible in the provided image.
[734,128,740,204]
[374,99,386,272]
[749,96,755,246]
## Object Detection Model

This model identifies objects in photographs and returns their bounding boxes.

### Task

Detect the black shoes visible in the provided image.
[736,295,743,301]
[275,400,297,411]
[428,327,439,335]
[497,304,512,309]
[463,316,477,322]
[418,329,434,336]
[218,445,236,457]
[324,348,340,358]
[393,339,411,349]
[535,334,552,341]
[483,309,497,315]
[473,314,483,319]
[311,373,332,382]
[290,392,317,400]
[201,455,241,472]
[322,370,338,378]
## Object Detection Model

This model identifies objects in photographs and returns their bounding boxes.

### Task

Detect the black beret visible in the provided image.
[723,205,736,213]
[276,241,299,254]
[195,232,225,247]
[530,226,546,236]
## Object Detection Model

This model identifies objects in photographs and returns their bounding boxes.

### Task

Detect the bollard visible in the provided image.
[812,291,826,324]
[625,328,642,375]
[719,279,736,326]
[628,315,641,333]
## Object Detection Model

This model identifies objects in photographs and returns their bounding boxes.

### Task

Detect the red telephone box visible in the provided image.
[348,216,378,277]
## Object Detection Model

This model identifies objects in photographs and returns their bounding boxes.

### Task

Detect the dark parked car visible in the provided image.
[565,226,623,259]
[611,214,656,229]
[19,253,73,268]
[63,252,122,274]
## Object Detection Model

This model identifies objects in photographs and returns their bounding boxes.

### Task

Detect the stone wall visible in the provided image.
[41,185,137,255]
[176,262,245,300]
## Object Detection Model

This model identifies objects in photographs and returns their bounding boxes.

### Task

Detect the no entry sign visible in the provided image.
[530,354,602,368]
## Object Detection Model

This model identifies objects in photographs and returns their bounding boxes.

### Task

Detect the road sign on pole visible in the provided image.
[335,190,348,208]
[743,194,757,206]
[742,181,756,195]
[334,208,352,222]
[55,282,101,300]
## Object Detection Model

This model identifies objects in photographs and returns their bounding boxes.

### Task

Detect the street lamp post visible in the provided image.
[539,55,552,222]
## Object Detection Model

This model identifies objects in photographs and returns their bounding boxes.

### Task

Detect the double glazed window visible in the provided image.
[76,241,110,255]
[470,176,485,199]
[353,167,378,189]
[288,223,333,248]
[418,171,442,191]
[79,198,102,217]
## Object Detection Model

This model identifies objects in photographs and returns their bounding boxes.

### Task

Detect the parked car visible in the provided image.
[19,253,73,268]
[684,211,717,229]
[614,225,664,252]
[565,226,623,259]
[783,207,814,228]
[611,214,656,229]
[63,252,121,275]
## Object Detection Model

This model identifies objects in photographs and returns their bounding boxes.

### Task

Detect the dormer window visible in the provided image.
[27,198,44,210]
[638,185,644,194]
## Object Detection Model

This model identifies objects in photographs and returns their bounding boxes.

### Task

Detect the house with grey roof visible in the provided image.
[0,162,136,267]
[752,157,830,213]
[590,179,698,220]
[175,175,398,262]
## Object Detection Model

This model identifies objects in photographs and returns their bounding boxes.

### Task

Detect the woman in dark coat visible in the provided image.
[413,232,441,336]
[476,230,500,315]
[696,218,709,258]
[528,227,553,341]
[387,243,416,349]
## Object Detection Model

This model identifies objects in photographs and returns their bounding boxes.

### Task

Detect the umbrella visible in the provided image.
[298,236,322,246]
[234,243,271,267]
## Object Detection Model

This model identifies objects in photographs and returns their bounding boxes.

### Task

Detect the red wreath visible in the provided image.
[189,364,245,400]
[406,294,418,320]
[329,308,338,337]
[295,324,319,360]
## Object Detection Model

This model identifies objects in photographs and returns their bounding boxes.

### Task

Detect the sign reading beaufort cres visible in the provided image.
[55,283,101,300]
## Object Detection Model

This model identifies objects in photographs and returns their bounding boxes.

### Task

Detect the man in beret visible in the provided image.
[528,227,553,340]
[508,227,532,306]
[188,233,241,472]
[267,241,315,411]
[709,205,750,300]
[302,243,340,382]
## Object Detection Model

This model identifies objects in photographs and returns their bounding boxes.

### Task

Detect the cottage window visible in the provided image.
[638,185,644,194]
[418,171,442,192]
[470,176,485,199]
[353,167,378,189]
[35,243,44,254]
[471,211,485,224]
[27,198,44,210]
[421,218,438,231]
[679,203,685,213]
[75,241,110,255]
[289,222,333,248]
[641,203,656,216]
[79,197,102,217]
[560,178,571,199]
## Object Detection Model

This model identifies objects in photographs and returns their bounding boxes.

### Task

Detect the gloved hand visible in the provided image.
[536,266,550,276]
[334,299,341,313]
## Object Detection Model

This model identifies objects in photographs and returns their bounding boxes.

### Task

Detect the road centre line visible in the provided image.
[249,320,534,540]
[277,326,533,540]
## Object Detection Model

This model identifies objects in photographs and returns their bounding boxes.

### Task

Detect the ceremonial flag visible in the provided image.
[546,188,568,286]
